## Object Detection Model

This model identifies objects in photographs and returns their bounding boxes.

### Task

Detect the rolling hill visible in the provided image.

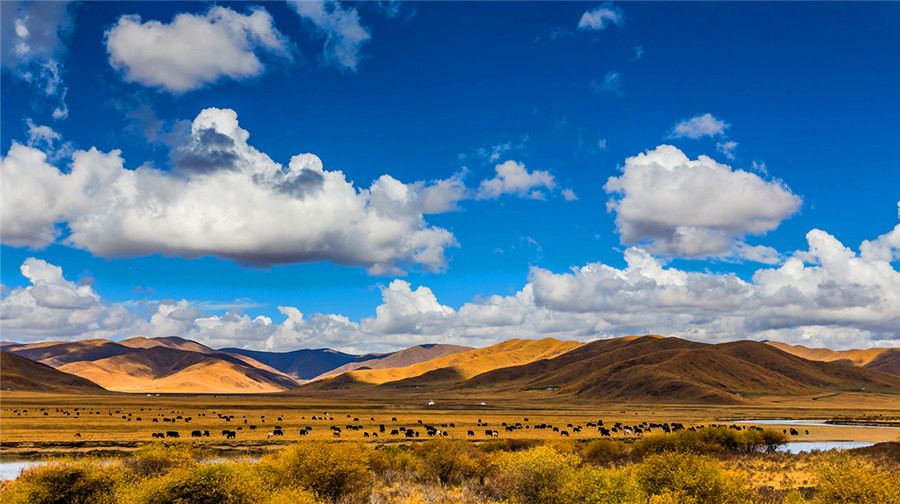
[454,336,900,404]
[306,338,585,389]
[2,339,300,394]
[1,351,106,392]
[219,347,388,380]
[314,343,472,379]
[223,344,472,381]
[56,348,299,393]
[766,341,900,376]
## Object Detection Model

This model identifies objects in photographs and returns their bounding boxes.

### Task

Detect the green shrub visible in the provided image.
[488,444,580,504]
[2,458,121,504]
[413,439,487,486]
[635,451,747,504]
[812,453,900,504]
[258,441,372,502]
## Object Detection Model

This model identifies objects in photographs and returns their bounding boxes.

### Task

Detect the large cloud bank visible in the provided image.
[3,215,899,352]
[0,107,461,274]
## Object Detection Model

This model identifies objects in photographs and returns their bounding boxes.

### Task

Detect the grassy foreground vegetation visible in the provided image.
[2,427,898,504]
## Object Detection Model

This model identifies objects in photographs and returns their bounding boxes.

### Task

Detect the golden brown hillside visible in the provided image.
[766,341,900,376]
[1,351,107,393]
[2,337,299,393]
[457,336,900,404]
[56,346,299,393]
[332,338,584,386]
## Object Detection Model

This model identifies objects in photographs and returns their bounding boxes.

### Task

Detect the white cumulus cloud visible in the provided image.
[0,258,130,341]
[604,145,802,261]
[105,6,291,93]
[476,160,556,200]
[0,107,460,274]
[4,214,900,352]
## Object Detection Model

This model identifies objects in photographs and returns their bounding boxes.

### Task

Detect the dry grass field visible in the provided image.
[2,389,897,461]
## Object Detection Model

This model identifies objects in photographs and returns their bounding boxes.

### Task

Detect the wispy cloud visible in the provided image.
[668,113,730,139]
[287,0,371,71]
[1,1,75,119]
[590,70,622,95]
[578,3,624,32]
[632,45,645,60]
[716,140,738,160]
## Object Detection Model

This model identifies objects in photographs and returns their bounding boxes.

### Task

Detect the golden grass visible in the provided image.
[2,390,898,461]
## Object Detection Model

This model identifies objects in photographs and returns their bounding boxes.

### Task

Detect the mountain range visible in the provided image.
[765,341,900,376]
[2,335,899,404]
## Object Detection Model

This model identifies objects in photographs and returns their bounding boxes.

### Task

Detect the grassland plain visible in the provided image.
[2,390,898,460]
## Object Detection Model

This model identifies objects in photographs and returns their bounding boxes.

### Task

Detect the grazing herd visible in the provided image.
[3,406,810,443]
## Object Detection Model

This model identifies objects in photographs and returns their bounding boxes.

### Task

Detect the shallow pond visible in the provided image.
[733,419,899,430]
[776,441,875,453]
[0,457,261,480]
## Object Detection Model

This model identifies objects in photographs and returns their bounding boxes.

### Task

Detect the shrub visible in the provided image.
[1,458,121,504]
[632,426,786,457]
[413,439,487,486]
[812,453,900,504]
[584,439,628,464]
[258,441,372,502]
[635,451,748,504]
[372,444,419,481]
[478,438,540,453]
[758,429,788,452]
[121,442,203,480]
[262,486,323,504]
[488,444,580,504]
[563,465,641,504]
[124,461,262,504]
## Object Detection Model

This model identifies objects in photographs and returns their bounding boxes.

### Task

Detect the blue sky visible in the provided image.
[2,1,899,353]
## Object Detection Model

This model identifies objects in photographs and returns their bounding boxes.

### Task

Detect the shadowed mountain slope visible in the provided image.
[2,340,137,368]
[314,344,473,379]
[455,336,900,404]
[303,338,584,390]
[1,351,106,392]
[766,341,900,376]
[219,347,387,380]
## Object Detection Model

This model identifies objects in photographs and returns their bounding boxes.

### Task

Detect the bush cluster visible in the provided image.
[1,433,895,504]
[783,452,900,504]
[633,426,787,457]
